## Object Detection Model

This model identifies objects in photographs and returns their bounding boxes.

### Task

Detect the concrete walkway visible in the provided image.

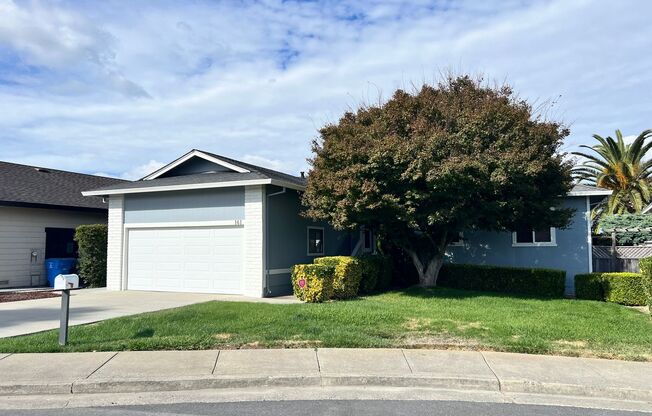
[0,289,298,338]
[0,349,650,408]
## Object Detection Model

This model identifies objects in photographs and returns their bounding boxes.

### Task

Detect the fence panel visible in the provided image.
[592,246,652,273]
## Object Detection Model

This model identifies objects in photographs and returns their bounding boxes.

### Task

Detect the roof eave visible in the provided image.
[141,149,250,180]
[567,190,613,196]
[82,178,306,197]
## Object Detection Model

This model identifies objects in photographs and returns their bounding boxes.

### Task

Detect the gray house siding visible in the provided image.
[0,206,106,289]
[446,196,590,293]
[265,185,352,296]
[124,188,244,223]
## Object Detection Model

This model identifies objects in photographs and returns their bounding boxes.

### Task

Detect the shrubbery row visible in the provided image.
[292,255,391,302]
[438,263,566,297]
[575,272,649,306]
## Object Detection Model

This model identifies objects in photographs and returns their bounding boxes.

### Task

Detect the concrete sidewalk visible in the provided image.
[0,349,650,406]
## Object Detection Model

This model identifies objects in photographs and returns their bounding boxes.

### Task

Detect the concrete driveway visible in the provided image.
[0,289,298,338]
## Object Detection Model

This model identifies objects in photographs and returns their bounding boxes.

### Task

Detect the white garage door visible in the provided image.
[126,226,243,294]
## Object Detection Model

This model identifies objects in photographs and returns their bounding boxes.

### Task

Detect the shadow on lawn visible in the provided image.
[388,285,566,302]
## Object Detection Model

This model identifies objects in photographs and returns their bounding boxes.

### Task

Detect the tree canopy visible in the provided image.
[302,76,574,286]
[572,129,652,216]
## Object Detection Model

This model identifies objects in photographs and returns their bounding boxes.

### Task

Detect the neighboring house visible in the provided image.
[446,184,612,294]
[0,162,125,289]
[84,150,372,297]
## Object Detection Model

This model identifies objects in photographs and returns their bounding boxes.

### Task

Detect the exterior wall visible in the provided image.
[243,185,264,297]
[0,206,106,289]
[446,196,590,293]
[124,188,244,223]
[265,185,352,296]
[106,196,125,291]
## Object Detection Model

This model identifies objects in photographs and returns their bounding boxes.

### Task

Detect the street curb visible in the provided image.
[72,376,322,394]
[501,379,652,403]
[1,375,650,403]
[0,382,72,395]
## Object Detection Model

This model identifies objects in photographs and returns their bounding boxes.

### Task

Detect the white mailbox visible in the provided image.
[54,274,79,290]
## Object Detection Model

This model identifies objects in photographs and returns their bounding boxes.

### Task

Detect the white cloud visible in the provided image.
[0,0,149,97]
[241,154,290,173]
[118,160,166,180]
[0,0,650,177]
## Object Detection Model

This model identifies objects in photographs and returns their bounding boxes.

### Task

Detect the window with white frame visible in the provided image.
[449,232,464,246]
[307,227,325,255]
[512,227,556,246]
[362,229,374,253]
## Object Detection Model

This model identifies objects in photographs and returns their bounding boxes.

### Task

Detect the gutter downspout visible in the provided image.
[264,187,287,296]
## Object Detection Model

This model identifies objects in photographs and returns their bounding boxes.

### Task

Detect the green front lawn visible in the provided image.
[1,287,650,360]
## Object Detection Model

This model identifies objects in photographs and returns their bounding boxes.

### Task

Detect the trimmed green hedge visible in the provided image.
[602,273,648,306]
[438,263,566,297]
[314,256,362,299]
[575,274,604,301]
[291,264,335,303]
[358,255,392,294]
[640,258,652,313]
[74,224,108,288]
[575,272,648,306]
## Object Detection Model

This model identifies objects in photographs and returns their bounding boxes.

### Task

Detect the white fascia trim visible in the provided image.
[124,220,245,229]
[567,190,612,196]
[143,150,249,180]
[83,178,305,196]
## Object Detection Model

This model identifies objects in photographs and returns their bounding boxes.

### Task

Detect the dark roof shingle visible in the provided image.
[0,161,127,210]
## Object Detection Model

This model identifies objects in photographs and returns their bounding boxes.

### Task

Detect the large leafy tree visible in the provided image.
[572,129,652,215]
[302,76,574,286]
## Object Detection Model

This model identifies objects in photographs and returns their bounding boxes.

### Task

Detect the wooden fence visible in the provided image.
[592,246,652,273]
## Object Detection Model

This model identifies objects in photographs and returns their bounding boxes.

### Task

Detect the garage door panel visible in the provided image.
[127,226,244,294]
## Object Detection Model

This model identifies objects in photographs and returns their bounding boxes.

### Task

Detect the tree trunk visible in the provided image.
[405,247,445,287]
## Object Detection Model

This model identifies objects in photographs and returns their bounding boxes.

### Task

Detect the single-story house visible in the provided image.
[84,150,610,297]
[0,161,125,289]
[446,184,612,293]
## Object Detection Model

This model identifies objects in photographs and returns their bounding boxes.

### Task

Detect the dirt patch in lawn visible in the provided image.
[403,317,433,330]
[0,291,60,303]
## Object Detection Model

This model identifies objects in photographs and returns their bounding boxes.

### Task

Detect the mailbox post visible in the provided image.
[54,274,80,346]
[59,289,70,346]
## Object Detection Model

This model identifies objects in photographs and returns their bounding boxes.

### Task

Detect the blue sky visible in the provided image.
[0,0,650,179]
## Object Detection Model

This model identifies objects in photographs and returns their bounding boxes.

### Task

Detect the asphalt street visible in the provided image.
[1,401,649,416]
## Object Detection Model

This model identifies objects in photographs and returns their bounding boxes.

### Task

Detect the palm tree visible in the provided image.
[572,129,652,215]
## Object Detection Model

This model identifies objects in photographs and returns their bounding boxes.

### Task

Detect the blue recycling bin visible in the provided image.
[45,258,77,287]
